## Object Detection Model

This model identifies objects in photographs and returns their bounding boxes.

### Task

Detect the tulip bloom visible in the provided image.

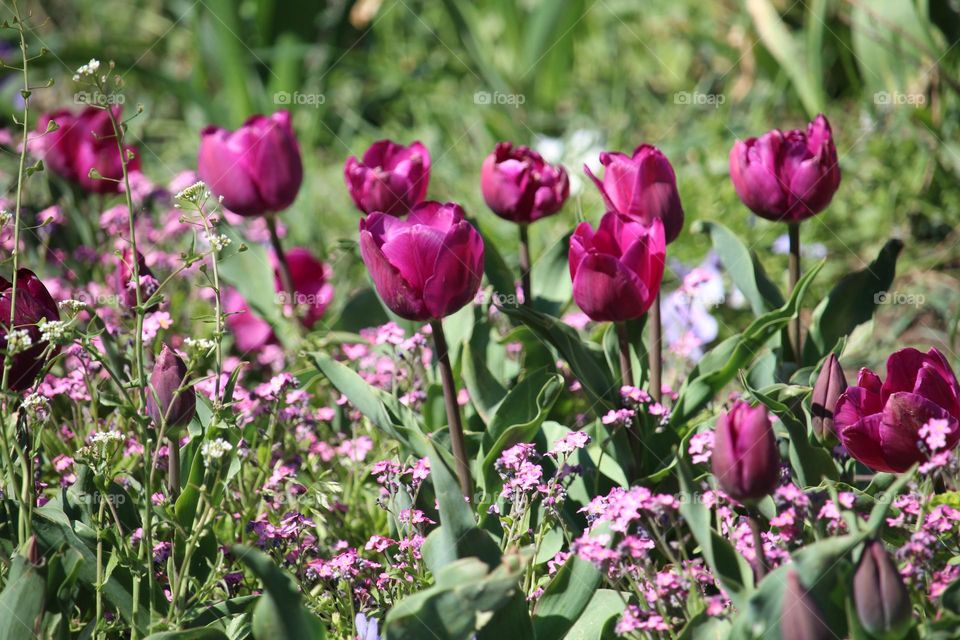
[345,140,431,216]
[568,213,665,322]
[729,114,840,223]
[147,344,195,429]
[480,142,569,224]
[853,541,912,638]
[225,247,334,352]
[198,111,303,217]
[359,202,483,322]
[584,145,684,243]
[31,107,140,194]
[112,249,159,311]
[0,269,61,392]
[781,571,832,640]
[834,347,960,473]
[711,400,779,502]
[811,352,847,444]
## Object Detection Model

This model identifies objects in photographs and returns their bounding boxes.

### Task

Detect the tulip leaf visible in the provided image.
[0,555,46,640]
[531,546,604,640]
[531,232,573,314]
[144,630,230,640]
[232,545,325,640]
[480,368,563,494]
[496,303,617,412]
[671,262,823,429]
[803,239,903,365]
[676,456,755,609]
[560,588,623,640]
[461,339,508,424]
[696,220,784,316]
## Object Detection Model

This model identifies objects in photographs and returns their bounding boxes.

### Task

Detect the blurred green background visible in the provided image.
[11,0,960,367]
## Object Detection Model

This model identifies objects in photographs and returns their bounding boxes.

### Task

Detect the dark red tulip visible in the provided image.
[198,111,303,217]
[781,570,833,640]
[711,400,779,502]
[146,344,195,430]
[112,249,159,311]
[834,347,960,473]
[225,247,334,352]
[345,140,431,216]
[853,540,912,638]
[359,201,483,321]
[0,269,61,392]
[480,142,569,224]
[31,107,140,194]
[811,352,847,444]
[568,213,665,322]
[584,144,684,243]
[729,114,841,223]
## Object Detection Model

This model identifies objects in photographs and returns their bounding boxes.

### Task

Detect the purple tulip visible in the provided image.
[729,114,841,223]
[781,570,833,640]
[711,400,779,502]
[0,269,61,392]
[225,247,334,352]
[345,140,431,216]
[852,540,912,638]
[146,344,196,429]
[31,107,140,194]
[811,352,847,444]
[112,249,159,311]
[359,201,484,321]
[834,347,960,473]
[568,213,665,322]
[198,111,303,217]
[480,142,569,224]
[584,145,684,243]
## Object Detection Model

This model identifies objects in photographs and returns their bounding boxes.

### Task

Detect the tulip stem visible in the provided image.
[168,437,180,498]
[518,224,532,306]
[616,322,633,388]
[649,293,662,404]
[430,320,473,498]
[748,512,768,580]
[788,222,802,363]
[266,215,297,320]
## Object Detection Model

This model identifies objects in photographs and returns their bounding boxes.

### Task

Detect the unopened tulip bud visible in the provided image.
[811,352,847,444]
[711,400,779,502]
[853,540,912,638]
[781,570,833,640]
[146,344,195,430]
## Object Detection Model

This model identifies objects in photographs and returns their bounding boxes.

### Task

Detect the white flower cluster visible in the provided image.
[183,337,215,355]
[90,430,124,447]
[200,438,232,464]
[58,299,88,313]
[205,232,231,253]
[174,181,210,205]
[5,329,32,355]
[73,58,101,81]
[0,210,10,228]
[21,393,49,415]
[39,319,71,345]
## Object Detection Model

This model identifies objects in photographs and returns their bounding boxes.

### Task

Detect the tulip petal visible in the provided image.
[422,220,484,319]
[359,226,428,321]
[839,414,891,472]
[571,253,646,322]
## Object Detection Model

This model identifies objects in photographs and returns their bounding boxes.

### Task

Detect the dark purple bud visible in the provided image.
[146,344,195,430]
[853,540,913,638]
[781,570,833,640]
[811,352,847,444]
[0,269,61,392]
[711,400,779,502]
[113,249,159,311]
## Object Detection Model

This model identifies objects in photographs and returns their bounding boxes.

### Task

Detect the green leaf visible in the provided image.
[496,303,617,412]
[678,612,732,640]
[461,339,507,424]
[532,552,603,640]
[696,220,783,316]
[385,553,529,640]
[671,262,823,428]
[145,629,230,640]
[531,232,573,314]
[561,589,623,640]
[0,556,46,640]
[676,457,754,609]
[803,239,903,365]
[232,545,325,640]
[480,369,563,493]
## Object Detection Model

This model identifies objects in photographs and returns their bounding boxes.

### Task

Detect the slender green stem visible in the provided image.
[648,292,662,404]
[518,224,532,306]
[430,320,472,497]
[788,222,802,363]
[265,215,297,322]
[748,513,768,580]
